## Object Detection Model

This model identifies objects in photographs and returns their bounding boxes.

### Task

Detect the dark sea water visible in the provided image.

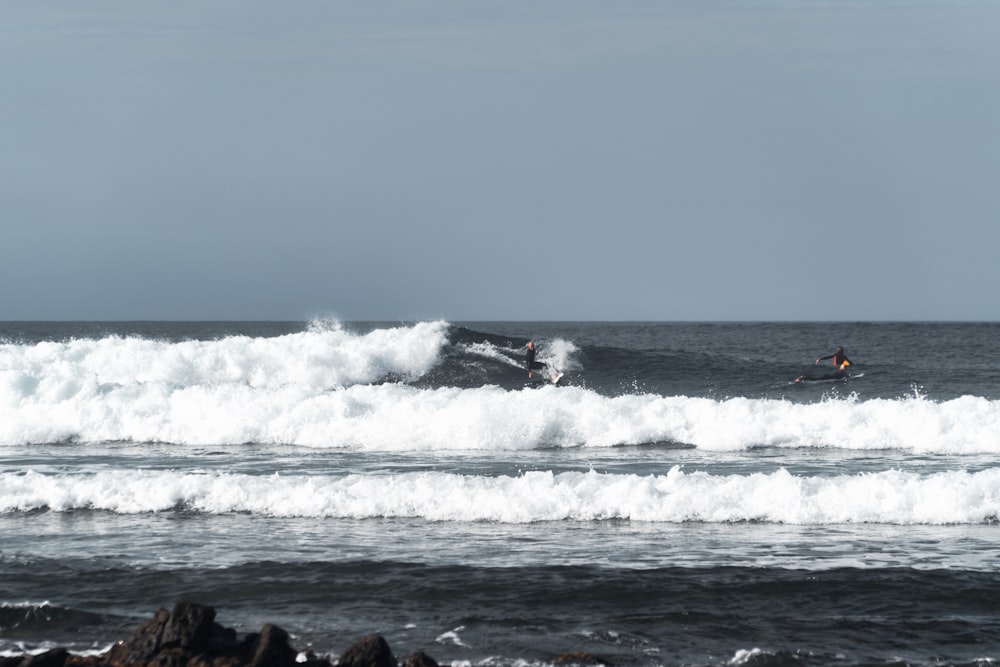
[2,321,999,667]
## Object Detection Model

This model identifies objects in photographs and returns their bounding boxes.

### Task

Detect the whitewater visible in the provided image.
[3,320,1000,667]
[4,467,1000,525]
[2,320,997,453]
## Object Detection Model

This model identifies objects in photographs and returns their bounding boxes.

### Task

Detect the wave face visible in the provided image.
[1,320,998,453]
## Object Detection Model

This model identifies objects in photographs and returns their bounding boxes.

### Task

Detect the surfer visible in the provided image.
[795,346,853,383]
[526,340,545,379]
[815,346,852,372]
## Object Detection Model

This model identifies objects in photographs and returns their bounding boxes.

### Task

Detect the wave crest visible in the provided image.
[4,467,999,525]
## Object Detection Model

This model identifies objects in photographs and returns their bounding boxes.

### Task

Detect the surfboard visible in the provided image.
[793,371,863,384]
[526,371,564,387]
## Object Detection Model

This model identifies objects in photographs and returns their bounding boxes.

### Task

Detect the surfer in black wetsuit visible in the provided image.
[526,340,545,378]
[816,346,852,372]
[795,346,853,383]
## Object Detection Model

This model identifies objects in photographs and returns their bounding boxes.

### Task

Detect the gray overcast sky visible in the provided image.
[2,1,998,321]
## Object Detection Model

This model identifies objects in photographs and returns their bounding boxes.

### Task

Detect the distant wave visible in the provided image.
[4,467,1000,525]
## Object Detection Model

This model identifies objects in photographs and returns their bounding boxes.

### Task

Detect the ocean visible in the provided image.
[2,320,999,667]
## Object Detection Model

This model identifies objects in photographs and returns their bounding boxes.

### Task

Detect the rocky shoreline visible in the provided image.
[0,602,432,667]
[0,603,606,667]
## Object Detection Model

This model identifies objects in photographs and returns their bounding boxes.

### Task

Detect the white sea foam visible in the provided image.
[2,321,999,452]
[435,627,468,647]
[0,320,447,393]
[459,337,580,372]
[730,649,766,666]
[3,467,1000,524]
[1,377,999,453]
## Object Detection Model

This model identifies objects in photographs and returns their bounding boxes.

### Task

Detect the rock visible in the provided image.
[246,624,297,667]
[104,603,231,667]
[738,650,805,667]
[337,634,397,667]
[204,623,240,661]
[4,605,442,667]
[107,608,171,666]
[144,648,187,667]
[19,649,69,667]
[400,651,438,667]
[159,602,216,654]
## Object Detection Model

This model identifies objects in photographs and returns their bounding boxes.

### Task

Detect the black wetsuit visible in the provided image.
[526,346,545,373]
[818,350,852,368]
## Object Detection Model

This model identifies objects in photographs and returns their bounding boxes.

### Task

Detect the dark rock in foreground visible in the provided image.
[6,603,319,667]
[2,602,608,667]
[337,634,396,667]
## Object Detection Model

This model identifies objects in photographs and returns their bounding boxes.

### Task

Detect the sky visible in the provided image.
[2,0,999,322]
